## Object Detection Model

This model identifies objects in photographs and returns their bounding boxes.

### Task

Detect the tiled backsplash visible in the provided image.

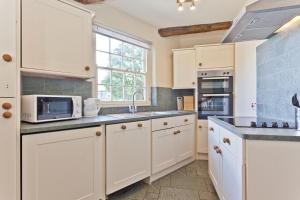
[22,76,194,114]
[257,20,300,123]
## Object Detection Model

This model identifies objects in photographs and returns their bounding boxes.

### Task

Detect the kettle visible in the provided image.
[84,98,101,117]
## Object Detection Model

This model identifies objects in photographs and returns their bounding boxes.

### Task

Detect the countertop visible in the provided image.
[21,111,197,134]
[208,116,300,141]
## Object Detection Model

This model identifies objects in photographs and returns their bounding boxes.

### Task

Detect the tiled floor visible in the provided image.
[108,160,219,200]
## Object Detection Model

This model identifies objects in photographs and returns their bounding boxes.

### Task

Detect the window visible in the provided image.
[95,31,150,105]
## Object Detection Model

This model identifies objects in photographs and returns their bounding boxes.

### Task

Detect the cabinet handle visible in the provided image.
[84,66,90,71]
[192,82,196,85]
[2,54,12,62]
[96,131,102,136]
[121,125,127,130]
[223,137,231,145]
[198,63,202,67]
[163,122,168,126]
[213,145,218,150]
[216,148,222,154]
[199,125,202,129]
[2,111,12,119]
[2,102,12,110]
[174,130,180,135]
[209,127,214,132]
[184,119,188,122]
[138,123,143,128]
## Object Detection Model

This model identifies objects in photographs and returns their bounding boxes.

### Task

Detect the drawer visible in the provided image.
[152,117,177,131]
[208,120,220,143]
[175,114,195,126]
[219,126,242,156]
[107,120,150,132]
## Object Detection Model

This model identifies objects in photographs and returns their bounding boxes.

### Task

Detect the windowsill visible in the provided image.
[100,101,152,108]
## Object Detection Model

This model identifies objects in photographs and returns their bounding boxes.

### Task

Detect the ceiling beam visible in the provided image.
[74,0,104,4]
[158,21,232,37]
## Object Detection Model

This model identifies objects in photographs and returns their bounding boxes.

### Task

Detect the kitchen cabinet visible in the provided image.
[152,115,196,179]
[22,0,95,78]
[197,120,208,154]
[173,49,196,89]
[0,0,17,97]
[196,44,234,70]
[22,126,105,200]
[106,120,151,195]
[0,99,17,200]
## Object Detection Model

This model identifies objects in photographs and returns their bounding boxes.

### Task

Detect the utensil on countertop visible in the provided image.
[292,94,300,131]
[292,93,300,108]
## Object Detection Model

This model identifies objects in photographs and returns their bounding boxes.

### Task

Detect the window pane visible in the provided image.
[133,46,143,59]
[96,34,109,52]
[111,71,123,86]
[124,73,134,87]
[124,87,135,101]
[133,59,145,73]
[135,74,146,88]
[112,86,123,101]
[110,55,122,69]
[98,69,111,85]
[123,57,133,71]
[123,43,133,57]
[135,88,145,101]
[110,38,122,55]
[96,51,110,67]
[98,85,111,101]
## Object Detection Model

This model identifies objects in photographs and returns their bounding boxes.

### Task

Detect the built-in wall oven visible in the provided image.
[198,70,233,119]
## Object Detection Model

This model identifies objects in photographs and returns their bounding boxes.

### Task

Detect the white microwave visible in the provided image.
[22,95,82,123]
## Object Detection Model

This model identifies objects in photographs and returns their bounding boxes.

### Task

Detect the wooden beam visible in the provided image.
[74,0,104,4]
[158,21,232,37]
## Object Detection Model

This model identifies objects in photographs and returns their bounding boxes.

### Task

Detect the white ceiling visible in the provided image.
[104,0,248,28]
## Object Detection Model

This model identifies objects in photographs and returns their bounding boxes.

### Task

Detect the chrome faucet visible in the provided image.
[129,90,142,114]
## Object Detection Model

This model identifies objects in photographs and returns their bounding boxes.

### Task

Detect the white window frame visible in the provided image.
[94,25,152,107]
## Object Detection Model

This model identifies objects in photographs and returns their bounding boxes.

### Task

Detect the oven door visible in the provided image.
[198,94,233,119]
[198,76,233,94]
[37,97,74,121]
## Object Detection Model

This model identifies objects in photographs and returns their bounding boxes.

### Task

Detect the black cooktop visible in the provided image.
[218,117,295,129]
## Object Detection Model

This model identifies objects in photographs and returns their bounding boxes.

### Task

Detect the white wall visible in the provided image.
[234,40,264,117]
[85,4,179,88]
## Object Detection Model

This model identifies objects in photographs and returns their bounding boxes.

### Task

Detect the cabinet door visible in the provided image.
[0,99,17,200]
[106,121,151,194]
[173,49,196,89]
[197,120,208,154]
[22,0,94,77]
[175,124,195,163]
[196,44,234,69]
[0,0,17,97]
[22,126,105,200]
[152,128,177,174]
[222,147,243,200]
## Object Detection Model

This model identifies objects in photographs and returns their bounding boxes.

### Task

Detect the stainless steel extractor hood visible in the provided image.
[222,0,300,43]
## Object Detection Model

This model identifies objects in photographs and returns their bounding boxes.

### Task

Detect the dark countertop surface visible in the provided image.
[208,116,300,142]
[21,111,197,134]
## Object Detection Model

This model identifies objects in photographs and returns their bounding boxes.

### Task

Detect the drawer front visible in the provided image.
[208,120,220,144]
[219,126,241,156]
[175,114,195,127]
[108,120,150,132]
[152,117,177,131]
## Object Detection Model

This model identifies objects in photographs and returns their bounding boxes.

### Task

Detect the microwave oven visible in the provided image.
[21,95,82,123]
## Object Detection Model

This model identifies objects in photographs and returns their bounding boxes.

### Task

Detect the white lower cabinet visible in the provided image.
[197,120,208,154]
[152,115,196,178]
[22,126,105,200]
[106,120,151,195]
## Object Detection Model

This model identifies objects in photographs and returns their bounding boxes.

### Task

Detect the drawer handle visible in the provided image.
[2,102,12,110]
[184,119,188,122]
[138,123,143,128]
[209,127,214,132]
[223,138,231,145]
[96,131,102,137]
[173,130,180,135]
[163,122,168,126]
[121,125,127,130]
[216,147,222,154]
[85,66,90,71]
[2,111,12,119]
[2,54,12,62]
[199,125,202,129]
[213,145,218,150]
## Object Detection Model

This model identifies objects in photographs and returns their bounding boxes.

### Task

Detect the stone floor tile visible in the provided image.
[153,175,171,187]
[159,187,200,200]
[146,183,161,194]
[170,175,206,191]
[108,182,148,200]
[198,191,219,200]
[144,192,159,200]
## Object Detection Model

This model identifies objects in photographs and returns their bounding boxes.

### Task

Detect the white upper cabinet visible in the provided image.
[196,44,234,70]
[22,0,95,77]
[173,49,196,89]
[0,0,17,97]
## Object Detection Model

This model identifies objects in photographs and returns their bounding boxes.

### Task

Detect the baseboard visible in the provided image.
[196,153,208,160]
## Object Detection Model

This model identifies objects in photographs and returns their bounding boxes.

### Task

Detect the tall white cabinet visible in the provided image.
[22,126,106,200]
[0,0,17,97]
[22,0,95,78]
